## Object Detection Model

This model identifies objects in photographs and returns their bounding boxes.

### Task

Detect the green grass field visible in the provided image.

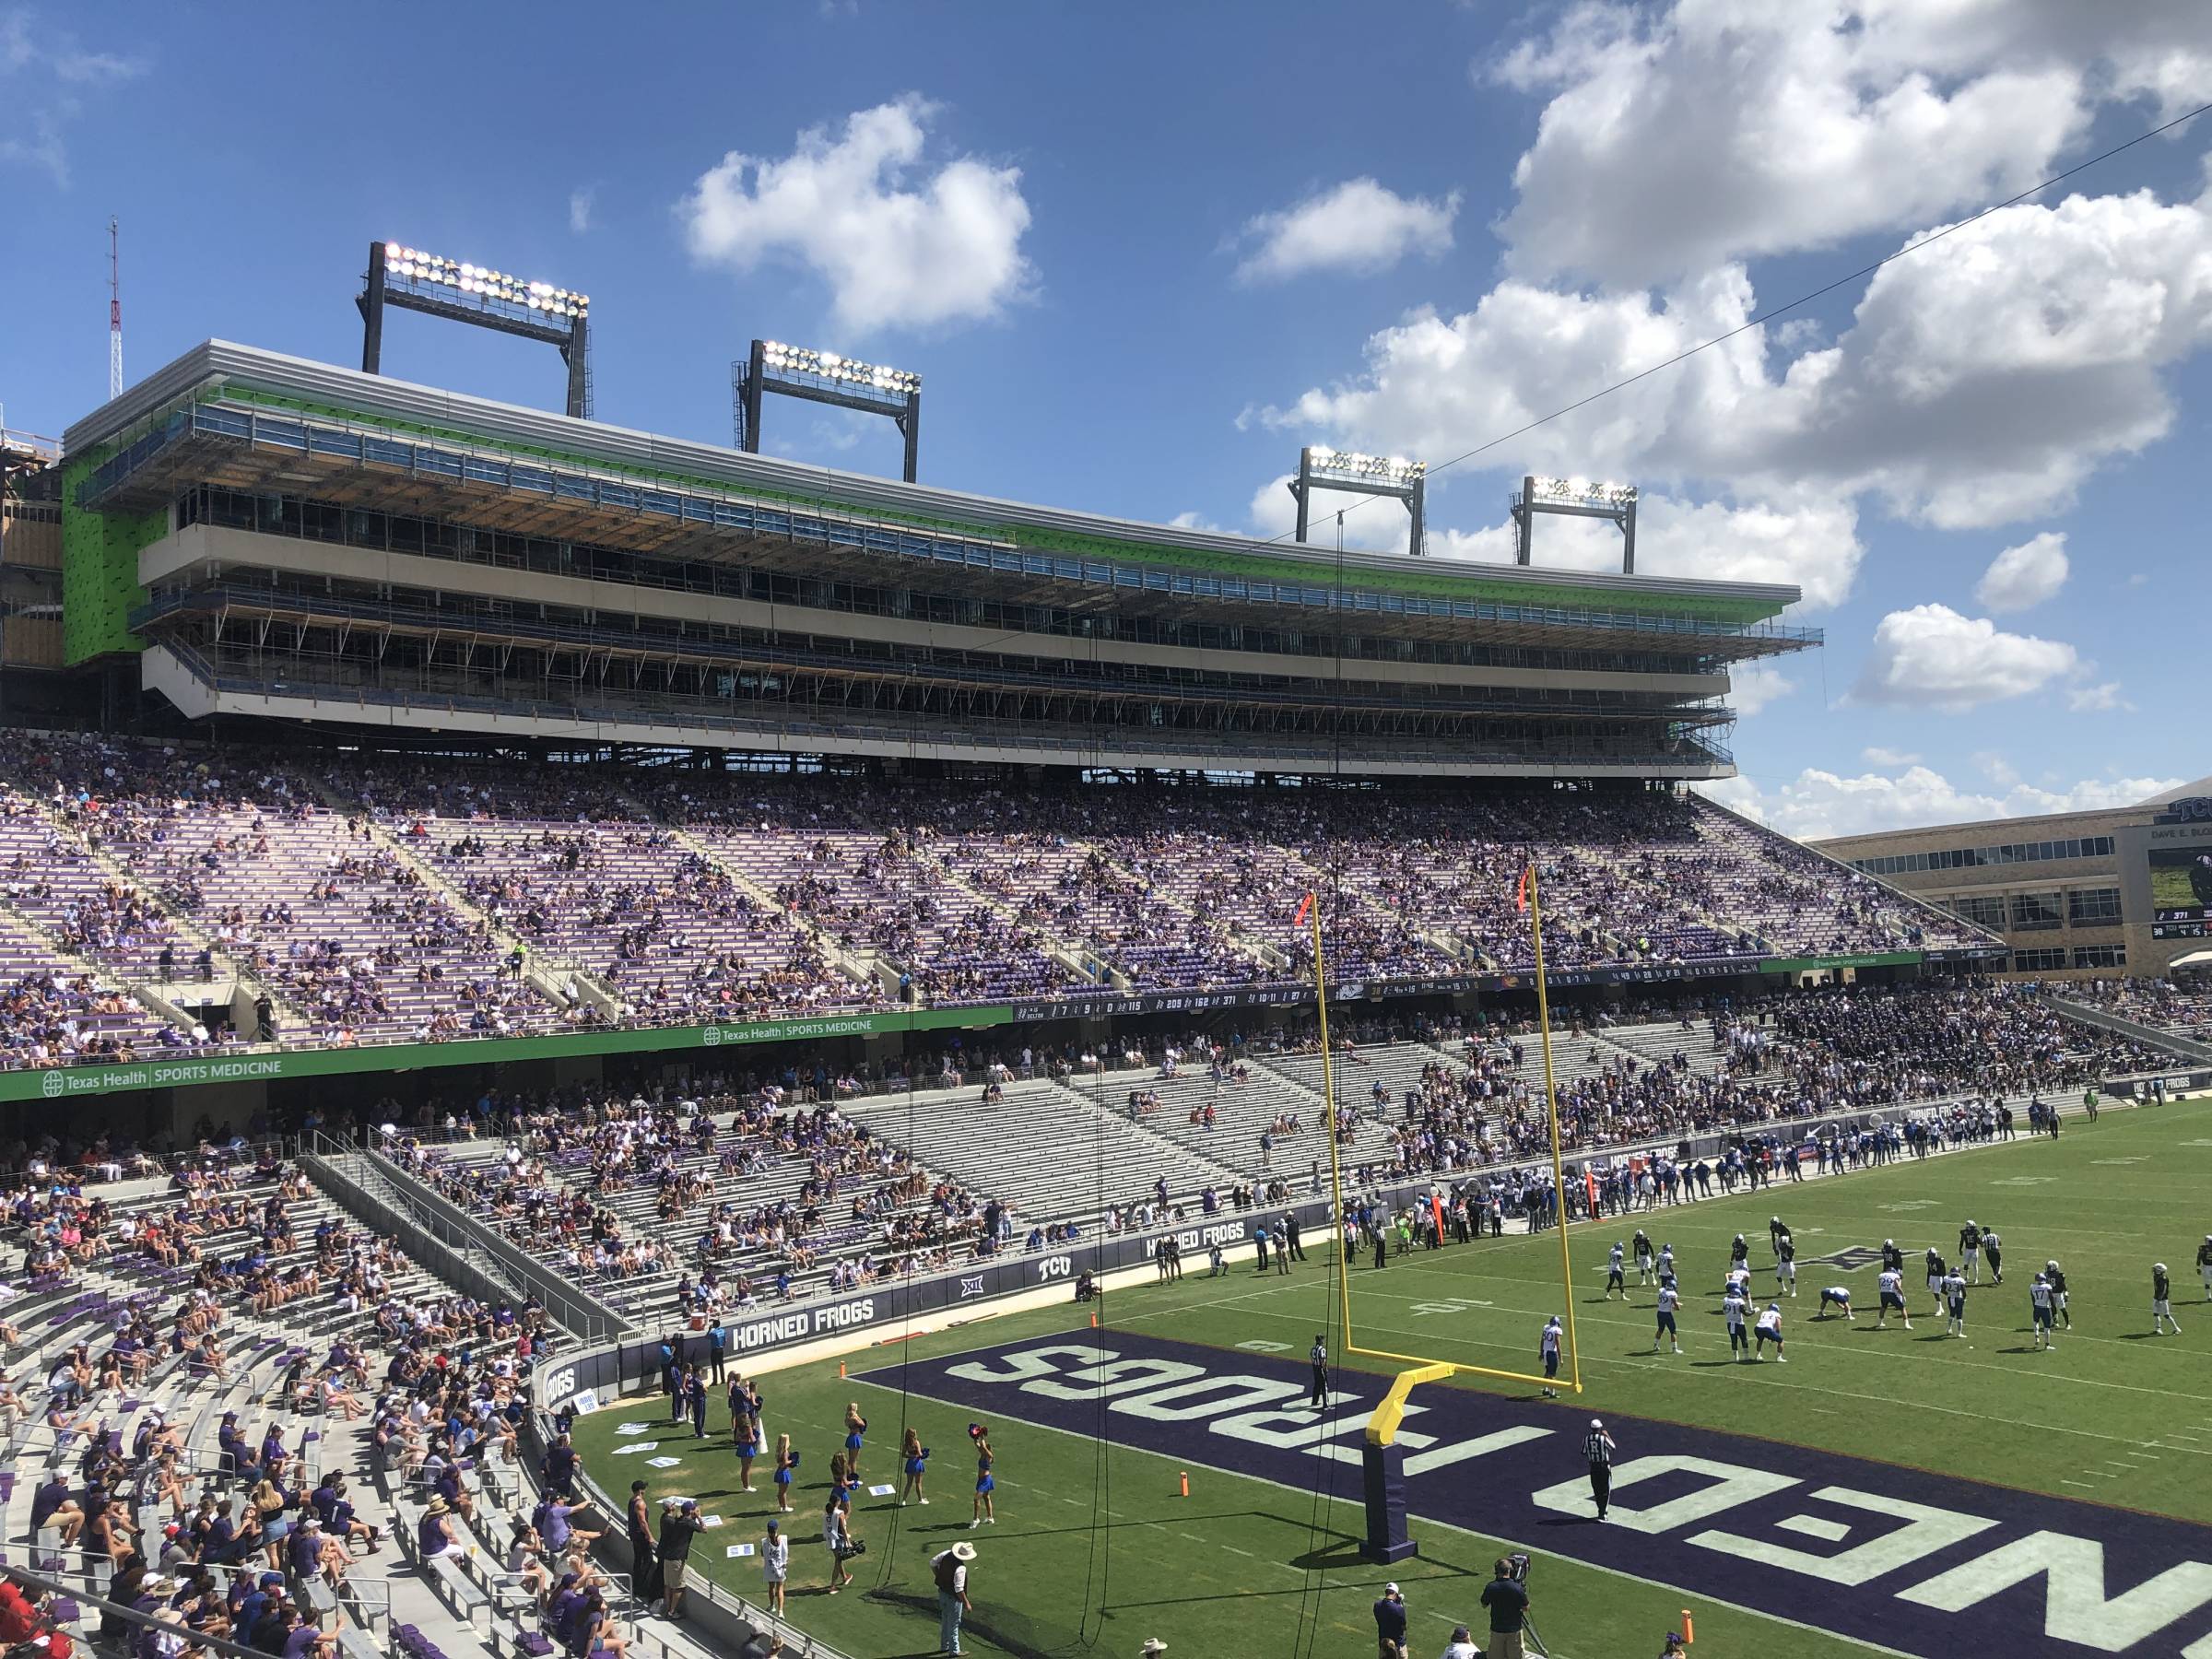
[575,1099,2212,1659]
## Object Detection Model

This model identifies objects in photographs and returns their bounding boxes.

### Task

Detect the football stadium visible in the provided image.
[1,314,2207,1659]
[5,27,2212,1659]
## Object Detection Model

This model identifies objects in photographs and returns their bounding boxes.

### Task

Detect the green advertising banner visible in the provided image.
[0,1005,1012,1104]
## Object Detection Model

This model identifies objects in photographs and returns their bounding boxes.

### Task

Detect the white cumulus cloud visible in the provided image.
[1488,0,2212,286]
[1851,604,2077,711]
[1727,660,1795,717]
[1261,181,2212,540]
[1974,531,2069,612]
[1702,764,2185,842]
[1233,178,1460,283]
[1418,488,1860,607]
[1167,509,1232,535]
[1244,480,1860,604]
[681,96,1033,334]
[1861,747,1921,768]
[2066,680,2132,713]
[1244,475,1423,553]
[569,187,595,234]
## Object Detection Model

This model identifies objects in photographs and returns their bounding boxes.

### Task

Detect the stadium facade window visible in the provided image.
[2008,892,2065,932]
[2067,887,2123,924]
[2070,945,2125,969]
[1947,894,2007,929]
[2010,947,2068,971]
[1850,835,2116,877]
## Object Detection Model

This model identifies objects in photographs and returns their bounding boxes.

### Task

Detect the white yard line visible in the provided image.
[1201,1290,2212,1453]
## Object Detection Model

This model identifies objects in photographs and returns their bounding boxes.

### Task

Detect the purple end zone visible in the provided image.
[865,1330,2212,1658]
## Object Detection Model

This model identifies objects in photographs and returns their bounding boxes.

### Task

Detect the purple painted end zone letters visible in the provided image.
[865,1331,2212,1658]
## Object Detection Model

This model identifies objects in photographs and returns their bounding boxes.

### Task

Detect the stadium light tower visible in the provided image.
[1512,475,1640,573]
[733,340,922,482]
[358,241,592,418]
[1287,447,1427,557]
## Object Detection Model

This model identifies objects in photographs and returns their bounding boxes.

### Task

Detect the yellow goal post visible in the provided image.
[1303,865,1585,1445]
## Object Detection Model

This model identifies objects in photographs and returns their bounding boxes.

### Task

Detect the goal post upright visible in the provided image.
[1524,858,1585,1395]
[1308,892,1358,1366]
[1304,887,1579,1400]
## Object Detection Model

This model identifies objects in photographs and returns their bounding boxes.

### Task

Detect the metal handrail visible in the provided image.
[158,644,1736,771]
[94,392,1820,647]
[304,1139,550,1332]
[5,1562,276,1659]
[0,1136,292,1194]
[334,1573,391,1639]
[308,1130,624,1342]
[553,1423,857,1659]
[136,584,1732,725]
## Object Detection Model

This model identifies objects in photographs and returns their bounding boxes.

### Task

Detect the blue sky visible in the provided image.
[3,1,2206,836]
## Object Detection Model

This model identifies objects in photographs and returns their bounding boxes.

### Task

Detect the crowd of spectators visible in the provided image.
[0,1134,570,1659]
[308,975,2188,1326]
[0,728,2019,1077]
[392,1081,999,1310]
[2059,976,2212,1045]
[1343,983,2170,1184]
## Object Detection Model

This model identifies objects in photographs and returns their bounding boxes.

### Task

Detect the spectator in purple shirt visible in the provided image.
[418,1497,461,1560]
[288,1516,325,1581]
[205,1501,240,1566]
[30,1474,84,1543]
[546,1574,588,1646]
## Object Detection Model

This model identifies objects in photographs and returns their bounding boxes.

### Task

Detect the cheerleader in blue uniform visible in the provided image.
[733,1407,758,1491]
[899,1428,930,1506]
[969,1423,995,1529]
[772,1433,796,1513]
[843,1402,868,1480]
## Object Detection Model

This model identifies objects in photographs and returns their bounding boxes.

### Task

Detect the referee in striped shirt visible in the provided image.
[1309,1335,1328,1408]
[1584,1418,1617,1521]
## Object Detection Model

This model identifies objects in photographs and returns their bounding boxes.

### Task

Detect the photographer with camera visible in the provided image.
[1480,1555,1532,1659]
[824,1491,863,1594]
[656,1498,709,1621]
[1372,1581,1408,1656]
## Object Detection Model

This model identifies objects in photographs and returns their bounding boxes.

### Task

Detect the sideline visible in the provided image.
[735,1253,1171,1381]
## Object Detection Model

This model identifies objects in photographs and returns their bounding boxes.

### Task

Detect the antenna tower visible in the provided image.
[108,217,123,401]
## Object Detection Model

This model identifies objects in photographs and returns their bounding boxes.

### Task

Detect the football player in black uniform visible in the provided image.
[2043,1260,2070,1330]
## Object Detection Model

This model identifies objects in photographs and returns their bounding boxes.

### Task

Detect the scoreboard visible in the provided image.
[2137,802,2212,941]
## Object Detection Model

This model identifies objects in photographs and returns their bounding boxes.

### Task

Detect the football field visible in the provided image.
[574,1098,2212,1658]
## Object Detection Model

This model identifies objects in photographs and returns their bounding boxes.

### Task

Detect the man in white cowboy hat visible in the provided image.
[930,1539,977,1654]
[1140,1641,1169,1657]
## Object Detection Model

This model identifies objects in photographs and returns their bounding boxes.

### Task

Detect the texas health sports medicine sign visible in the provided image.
[0,1004,1013,1104]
